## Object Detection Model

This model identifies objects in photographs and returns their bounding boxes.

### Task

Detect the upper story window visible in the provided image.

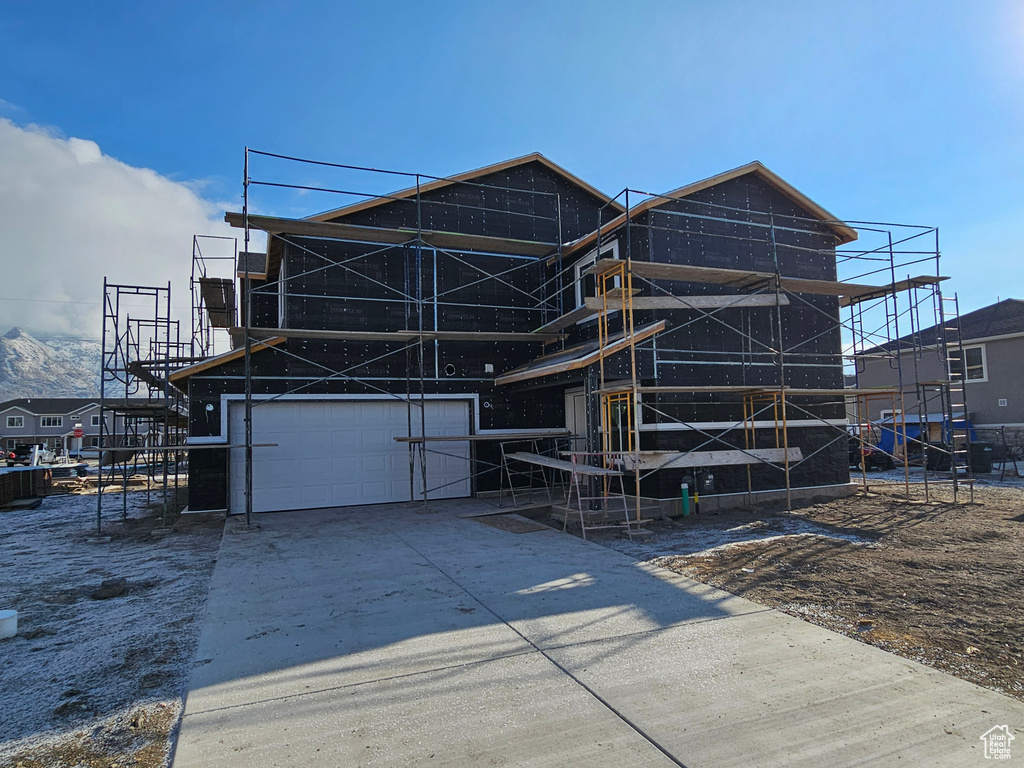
[41,416,63,428]
[6,415,24,428]
[948,345,987,382]
[574,240,620,310]
[91,415,102,427]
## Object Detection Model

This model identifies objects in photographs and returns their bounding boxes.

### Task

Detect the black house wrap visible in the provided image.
[175,154,862,513]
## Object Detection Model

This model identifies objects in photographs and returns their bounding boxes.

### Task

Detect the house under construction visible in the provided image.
[123,150,972,531]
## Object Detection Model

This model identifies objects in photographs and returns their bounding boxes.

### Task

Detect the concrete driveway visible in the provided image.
[173,501,1024,767]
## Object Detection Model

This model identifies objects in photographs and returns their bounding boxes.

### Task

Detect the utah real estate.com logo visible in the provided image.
[981,725,1014,760]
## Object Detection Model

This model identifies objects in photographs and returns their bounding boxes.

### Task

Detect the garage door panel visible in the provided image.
[297,404,327,426]
[305,457,328,476]
[332,455,370,474]
[300,484,329,505]
[358,429,388,450]
[304,430,330,452]
[229,399,470,514]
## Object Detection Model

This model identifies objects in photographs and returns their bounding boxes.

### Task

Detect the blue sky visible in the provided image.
[1,1,1022,336]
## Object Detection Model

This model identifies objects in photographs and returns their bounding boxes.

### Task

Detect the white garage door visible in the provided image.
[228,399,471,514]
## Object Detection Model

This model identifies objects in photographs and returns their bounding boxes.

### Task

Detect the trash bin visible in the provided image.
[969,442,994,474]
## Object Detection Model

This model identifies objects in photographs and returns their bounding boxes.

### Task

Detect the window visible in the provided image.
[86,436,100,448]
[41,416,63,428]
[6,439,15,450]
[91,415,101,427]
[574,240,620,310]
[6,415,23,428]
[948,345,987,382]
[604,393,637,452]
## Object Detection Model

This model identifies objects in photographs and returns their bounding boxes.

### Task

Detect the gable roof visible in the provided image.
[308,152,625,223]
[562,161,857,259]
[862,298,1024,354]
[0,398,100,415]
[955,298,1024,340]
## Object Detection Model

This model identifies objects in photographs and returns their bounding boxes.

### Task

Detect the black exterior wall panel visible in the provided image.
[329,160,615,244]
[641,426,850,499]
[192,165,852,508]
[187,448,228,511]
[184,336,569,509]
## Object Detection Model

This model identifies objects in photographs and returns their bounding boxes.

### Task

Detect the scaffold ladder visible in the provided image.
[940,292,974,502]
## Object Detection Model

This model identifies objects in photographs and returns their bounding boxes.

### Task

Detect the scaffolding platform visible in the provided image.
[504,451,622,476]
[226,212,559,258]
[621,447,803,471]
[585,257,946,305]
[395,431,570,444]
[495,320,668,386]
[234,327,563,344]
[198,278,236,328]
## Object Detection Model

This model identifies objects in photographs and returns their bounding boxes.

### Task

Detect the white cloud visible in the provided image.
[0,118,236,340]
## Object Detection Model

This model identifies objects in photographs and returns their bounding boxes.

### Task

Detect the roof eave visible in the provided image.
[562,161,858,260]
[305,152,625,223]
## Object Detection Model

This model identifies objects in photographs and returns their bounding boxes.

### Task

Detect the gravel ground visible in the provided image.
[0,489,223,768]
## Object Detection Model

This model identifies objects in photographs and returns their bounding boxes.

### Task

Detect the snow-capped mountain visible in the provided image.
[0,328,101,400]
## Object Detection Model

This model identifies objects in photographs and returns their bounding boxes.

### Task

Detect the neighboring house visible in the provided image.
[855,299,1024,428]
[171,154,860,514]
[0,398,104,452]
[0,398,158,453]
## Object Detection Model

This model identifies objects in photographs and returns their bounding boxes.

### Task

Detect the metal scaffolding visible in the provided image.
[191,234,238,359]
[96,280,190,534]
[579,186,972,509]
[207,150,973,523]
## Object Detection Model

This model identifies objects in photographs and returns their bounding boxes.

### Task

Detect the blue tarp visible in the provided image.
[877,418,975,454]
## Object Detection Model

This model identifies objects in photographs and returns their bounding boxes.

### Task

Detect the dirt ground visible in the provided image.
[0,487,223,768]
[593,481,1024,701]
[5,478,1021,765]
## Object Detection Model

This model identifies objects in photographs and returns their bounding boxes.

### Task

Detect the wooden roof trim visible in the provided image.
[561,161,858,260]
[656,161,857,244]
[582,258,940,302]
[495,320,667,386]
[305,153,625,223]
[226,212,557,258]
[168,337,286,383]
[228,327,562,344]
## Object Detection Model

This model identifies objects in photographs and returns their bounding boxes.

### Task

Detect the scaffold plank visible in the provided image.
[839,276,947,307]
[226,212,557,258]
[584,294,789,310]
[395,431,570,443]
[584,258,946,302]
[235,327,562,344]
[505,452,622,476]
[495,320,668,386]
[596,385,900,396]
[534,305,596,333]
[622,447,802,470]
[198,278,236,328]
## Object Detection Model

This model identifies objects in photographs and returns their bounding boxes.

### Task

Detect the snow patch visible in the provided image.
[598,515,869,563]
[0,491,221,761]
